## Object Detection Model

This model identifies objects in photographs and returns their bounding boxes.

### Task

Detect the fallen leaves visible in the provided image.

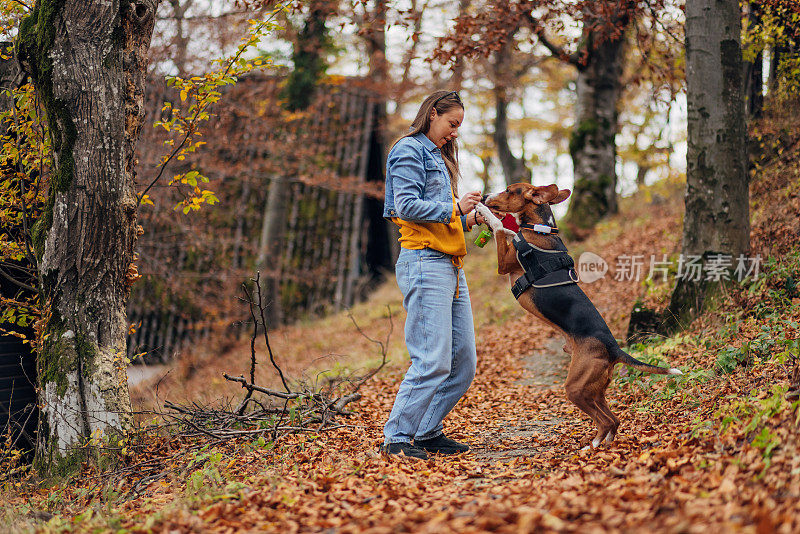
[6,138,800,534]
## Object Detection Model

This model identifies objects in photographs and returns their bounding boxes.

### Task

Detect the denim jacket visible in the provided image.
[383,132,467,231]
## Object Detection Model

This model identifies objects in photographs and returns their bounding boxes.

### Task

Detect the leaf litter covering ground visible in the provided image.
[7,170,800,531]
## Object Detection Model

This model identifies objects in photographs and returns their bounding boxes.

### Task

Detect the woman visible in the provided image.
[382,90,485,459]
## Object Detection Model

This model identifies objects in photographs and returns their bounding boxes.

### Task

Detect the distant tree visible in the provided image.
[662,0,749,331]
[532,3,631,233]
[16,0,157,472]
[491,23,536,185]
[282,0,335,111]
[257,0,336,323]
[437,0,684,234]
[742,0,800,108]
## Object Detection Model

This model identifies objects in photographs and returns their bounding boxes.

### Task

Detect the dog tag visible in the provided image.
[532,224,552,234]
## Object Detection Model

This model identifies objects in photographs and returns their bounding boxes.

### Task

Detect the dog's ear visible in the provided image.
[549,188,571,205]
[523,184,559,204]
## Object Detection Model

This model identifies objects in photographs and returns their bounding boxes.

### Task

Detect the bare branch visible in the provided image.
[223,373,302,399]
[253,271,291,392]
[0,266,37,293]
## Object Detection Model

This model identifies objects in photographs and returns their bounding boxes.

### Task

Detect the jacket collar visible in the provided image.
[412,132,440,153]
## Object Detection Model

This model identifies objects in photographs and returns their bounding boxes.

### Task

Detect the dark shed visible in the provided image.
[0,46,38,458]
[0,289,38,457]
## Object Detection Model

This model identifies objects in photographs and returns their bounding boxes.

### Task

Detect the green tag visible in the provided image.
[473,229,492,248]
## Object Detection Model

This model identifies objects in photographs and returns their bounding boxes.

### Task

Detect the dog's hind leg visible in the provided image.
[565,361,611,448]
[587,398,616,448]
[593,368,620,443]
[566,340,617,448]
[595,396,620,443]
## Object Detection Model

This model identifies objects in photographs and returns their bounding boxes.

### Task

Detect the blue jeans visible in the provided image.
[383,247,477,444]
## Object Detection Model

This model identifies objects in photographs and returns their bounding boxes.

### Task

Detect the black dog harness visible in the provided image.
[511,225,579,299]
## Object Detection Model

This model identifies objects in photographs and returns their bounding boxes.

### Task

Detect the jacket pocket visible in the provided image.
[423,158,446,200]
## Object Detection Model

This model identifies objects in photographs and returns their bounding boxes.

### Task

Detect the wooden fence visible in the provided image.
[126,76,389,363]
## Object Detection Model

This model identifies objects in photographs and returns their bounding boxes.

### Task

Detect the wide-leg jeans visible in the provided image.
[383,247,477,444]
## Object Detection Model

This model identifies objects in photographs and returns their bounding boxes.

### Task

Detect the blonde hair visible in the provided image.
[392,91,464,196]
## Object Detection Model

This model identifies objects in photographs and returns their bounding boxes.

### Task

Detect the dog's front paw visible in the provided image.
[476,204,504,232]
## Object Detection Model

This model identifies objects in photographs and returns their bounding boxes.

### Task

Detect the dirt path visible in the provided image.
[472,336,570,462]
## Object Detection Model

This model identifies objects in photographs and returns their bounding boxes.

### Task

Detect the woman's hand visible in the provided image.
[466,207,486,230]
[457,191,482,215]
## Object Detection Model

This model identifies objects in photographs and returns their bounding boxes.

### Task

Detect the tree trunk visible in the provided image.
[663,0,748,332]
[563,29,624,234]
[493,89,531,185]
[491,28,531,186]
[479,156,492,192]
[362,0,398,268]
[282,0,333,111]
[0,44,21,137]
[743,2,763,119]
[399,0,425,95]
[448,0,472,90]
[167,0,193,78]
[366,0,387,89]
[256,175,287,325]
[768,45,782,91]
[17,0,156,473]
[743,50,763,119]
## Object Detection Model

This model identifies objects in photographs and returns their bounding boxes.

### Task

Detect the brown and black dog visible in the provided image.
[477,183,681,448]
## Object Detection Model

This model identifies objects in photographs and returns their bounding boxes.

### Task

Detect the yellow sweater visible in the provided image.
[392,197,466,268]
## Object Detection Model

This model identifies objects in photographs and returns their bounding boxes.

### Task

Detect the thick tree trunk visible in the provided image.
[366,0,387,89]
[17,0,156,473]
[663,0,748,332]
[362,0,396,269]
[563,30,624,234]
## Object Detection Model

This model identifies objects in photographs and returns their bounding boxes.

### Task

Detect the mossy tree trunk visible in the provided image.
[17,0,156,473]
[563,23,626,234]
[663,0,749,332]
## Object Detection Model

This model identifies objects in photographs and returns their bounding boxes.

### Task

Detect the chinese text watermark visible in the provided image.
[577,253,761,284]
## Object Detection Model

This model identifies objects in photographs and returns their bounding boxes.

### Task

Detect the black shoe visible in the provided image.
[381,442,428,460]
[414,434,470,455]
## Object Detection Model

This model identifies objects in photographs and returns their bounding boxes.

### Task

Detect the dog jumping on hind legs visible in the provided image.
[475,183,682,449]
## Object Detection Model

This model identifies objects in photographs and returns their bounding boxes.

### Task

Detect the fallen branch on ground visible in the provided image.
[98,272,392,498]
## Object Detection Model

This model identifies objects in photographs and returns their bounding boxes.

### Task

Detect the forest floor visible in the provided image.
[2,119,800,532]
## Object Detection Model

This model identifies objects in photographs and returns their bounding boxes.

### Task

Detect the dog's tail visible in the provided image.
[612,347,682,376]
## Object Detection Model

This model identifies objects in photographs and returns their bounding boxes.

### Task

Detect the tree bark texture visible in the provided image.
[17,0,156,472]
[564,29,624,233]
[664,0,749,331]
